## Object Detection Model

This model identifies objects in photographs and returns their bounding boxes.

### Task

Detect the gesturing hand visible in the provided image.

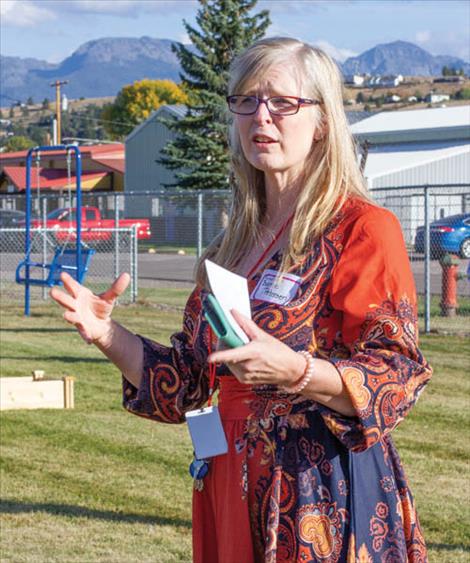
[50,272,130,345]
[207,310,306,387]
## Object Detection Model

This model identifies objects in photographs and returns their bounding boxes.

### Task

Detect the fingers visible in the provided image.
[50,287,77,311]
[231,310,265,340]
[208,343,258,365]
[100,272,131,303]
[60,272,82,298]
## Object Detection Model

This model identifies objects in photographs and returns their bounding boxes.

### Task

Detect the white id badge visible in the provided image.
[185,405,228,460]
[251,269,302,305]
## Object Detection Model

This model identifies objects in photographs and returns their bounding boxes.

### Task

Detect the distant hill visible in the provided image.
[342,40,470,76]
[1,37,182,104]
[0,56,56,104]
[1,37,469,104]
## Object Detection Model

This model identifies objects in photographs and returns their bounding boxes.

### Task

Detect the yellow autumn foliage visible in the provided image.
[102,79,188,138]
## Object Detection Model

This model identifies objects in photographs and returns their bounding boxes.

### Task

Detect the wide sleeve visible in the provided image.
[319,206,432,452]
[122,288,211,424]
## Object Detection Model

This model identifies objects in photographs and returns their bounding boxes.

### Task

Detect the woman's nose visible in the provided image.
[253,100,272,122]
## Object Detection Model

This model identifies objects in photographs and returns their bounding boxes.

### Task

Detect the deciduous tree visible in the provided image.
[2,135,35,152]
[101,79,188,139]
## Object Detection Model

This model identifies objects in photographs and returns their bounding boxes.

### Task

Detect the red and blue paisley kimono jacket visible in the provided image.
[123,198,432,563]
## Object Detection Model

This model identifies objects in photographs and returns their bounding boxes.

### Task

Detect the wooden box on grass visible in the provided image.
[0,374,75,410]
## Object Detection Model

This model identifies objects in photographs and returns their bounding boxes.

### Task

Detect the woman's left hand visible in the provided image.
[207,310,306,387]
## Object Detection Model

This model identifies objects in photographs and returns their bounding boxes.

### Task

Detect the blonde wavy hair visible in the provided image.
[196,36,369,286]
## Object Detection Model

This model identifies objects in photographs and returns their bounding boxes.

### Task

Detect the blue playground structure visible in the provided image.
[15,144,95,315]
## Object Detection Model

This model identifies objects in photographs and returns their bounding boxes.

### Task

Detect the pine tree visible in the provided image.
[159,0,270,190]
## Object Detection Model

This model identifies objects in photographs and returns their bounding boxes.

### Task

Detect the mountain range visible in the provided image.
[1,37,469,104]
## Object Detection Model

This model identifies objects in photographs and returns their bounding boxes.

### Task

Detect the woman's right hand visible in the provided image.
[50,272,130,345]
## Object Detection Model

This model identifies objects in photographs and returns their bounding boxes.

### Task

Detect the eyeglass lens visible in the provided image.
[229,96,300,115]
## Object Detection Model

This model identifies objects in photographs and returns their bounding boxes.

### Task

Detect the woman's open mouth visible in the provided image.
[252,134,277,145]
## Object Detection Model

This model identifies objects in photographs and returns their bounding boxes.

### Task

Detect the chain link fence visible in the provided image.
[371,184,470,333]
[0,227,138,310]
[1,185,469,332]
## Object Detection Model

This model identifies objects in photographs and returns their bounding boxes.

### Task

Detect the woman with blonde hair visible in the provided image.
[52,37,432,562]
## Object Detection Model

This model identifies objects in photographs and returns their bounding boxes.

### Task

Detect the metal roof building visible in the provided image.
[351,105,470,243]
[351,106,470,188]
[124,105,186,218]
[125,105,185,194]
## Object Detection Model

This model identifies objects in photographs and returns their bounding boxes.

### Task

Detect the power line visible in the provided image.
[68,114,135,127]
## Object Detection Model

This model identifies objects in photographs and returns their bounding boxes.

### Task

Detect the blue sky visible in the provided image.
[1,0,469,63]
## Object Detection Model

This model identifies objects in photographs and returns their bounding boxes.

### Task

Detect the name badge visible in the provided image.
[185,405,228,460]
[251,269,302,305]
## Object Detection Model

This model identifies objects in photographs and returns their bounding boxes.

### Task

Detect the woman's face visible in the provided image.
[234,66,322,181]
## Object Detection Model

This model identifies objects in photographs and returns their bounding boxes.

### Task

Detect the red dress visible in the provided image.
[123,198,432,562]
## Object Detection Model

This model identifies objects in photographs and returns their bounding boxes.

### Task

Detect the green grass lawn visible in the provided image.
[417,294,470,334]
[1,294,469,562]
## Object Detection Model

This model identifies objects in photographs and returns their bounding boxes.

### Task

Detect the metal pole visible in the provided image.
[132,225,138,303]
[197,192,203,259]
[114,193,119,280]
[424,186,431,333]
[24,148,34,316]
[74,146,82,282]
[50,80,68,145]
[129,226,134,304]
[42,198,47,300]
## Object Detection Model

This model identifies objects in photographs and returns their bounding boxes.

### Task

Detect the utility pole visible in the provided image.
[50,80,68,144]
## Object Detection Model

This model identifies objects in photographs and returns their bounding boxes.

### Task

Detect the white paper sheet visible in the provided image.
[205,259,251,344]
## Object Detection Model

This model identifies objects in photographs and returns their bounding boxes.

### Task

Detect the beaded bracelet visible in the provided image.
[280,351,315,394]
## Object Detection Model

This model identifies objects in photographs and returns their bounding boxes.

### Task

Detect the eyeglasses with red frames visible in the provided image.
[226,95,321,116]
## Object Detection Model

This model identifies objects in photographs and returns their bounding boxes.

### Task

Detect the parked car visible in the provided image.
[414,213,470,259]
[27,206,152,245]
[0,209,26,228]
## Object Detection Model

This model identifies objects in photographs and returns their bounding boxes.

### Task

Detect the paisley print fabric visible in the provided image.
[123,198,432,562]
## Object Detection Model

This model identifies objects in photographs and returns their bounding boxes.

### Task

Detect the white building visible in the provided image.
[381,74,404,87]
[366,74,403,88]
[425,93,451,104]
[351,105,470,243]
[345,74,365,87]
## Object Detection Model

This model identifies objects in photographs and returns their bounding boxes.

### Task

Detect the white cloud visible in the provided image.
[178,33,192,45]
[44,0,196,17]
[415,30,431,44]
[313,40,358,62]
[413,29,470,60]
[1,0,197,25]
[1,0,56,27]
[66,1,139,15]
[262,31,358,63]
[260,1,326,15]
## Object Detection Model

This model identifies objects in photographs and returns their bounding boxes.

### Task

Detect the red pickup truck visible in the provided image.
[30,206,151,243]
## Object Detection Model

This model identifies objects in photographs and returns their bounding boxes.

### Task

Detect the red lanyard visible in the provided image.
[207,212,294,406]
